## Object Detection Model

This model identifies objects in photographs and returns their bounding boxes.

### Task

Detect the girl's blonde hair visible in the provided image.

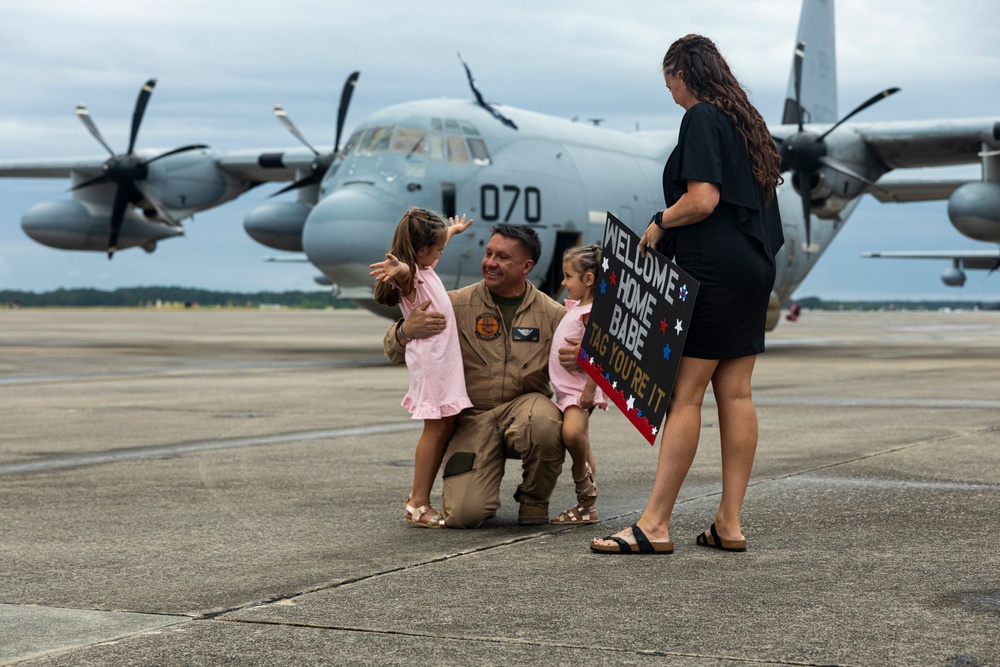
[563,243,602,295]
[374,208,447,307]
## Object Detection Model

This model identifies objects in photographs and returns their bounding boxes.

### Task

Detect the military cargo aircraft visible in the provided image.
[1,0,997,327]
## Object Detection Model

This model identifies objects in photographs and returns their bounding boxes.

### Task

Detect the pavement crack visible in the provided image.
[205,617,833,665]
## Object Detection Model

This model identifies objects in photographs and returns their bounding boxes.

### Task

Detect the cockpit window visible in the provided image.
[429,118,492,165]
[429,133,445,161]
[446,136,470,163]
[392,128,426,155]
[350,121,490,165]
[359,126,393,153]
[341,129,363,156]
[467,138,490,165]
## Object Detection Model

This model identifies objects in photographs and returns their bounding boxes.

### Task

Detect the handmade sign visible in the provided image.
[578,212,699,444]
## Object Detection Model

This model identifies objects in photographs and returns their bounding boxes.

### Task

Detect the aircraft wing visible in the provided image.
[771,116,999,174]
[215,148,321,183]
[862,249,1000,270]
[851,117,999,170]
[0,147,320,184]
[0,157,104,179]
[866,175,971,203]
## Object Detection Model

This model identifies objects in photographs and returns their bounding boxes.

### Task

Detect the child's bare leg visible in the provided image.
[551,407,597,525]
[409,416,455,520]
[561,406,592,481]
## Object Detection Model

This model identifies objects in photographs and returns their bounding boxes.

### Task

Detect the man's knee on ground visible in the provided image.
[444,502,490,529]
[442,451,493,528]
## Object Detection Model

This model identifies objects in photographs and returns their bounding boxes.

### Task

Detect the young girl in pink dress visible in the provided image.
[548,244,606,524]
[370,208,474,528]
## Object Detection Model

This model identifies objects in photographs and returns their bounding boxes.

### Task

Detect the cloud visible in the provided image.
[0,0,998,298]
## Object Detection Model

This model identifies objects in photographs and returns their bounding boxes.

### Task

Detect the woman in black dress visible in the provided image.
[592,34,783,554]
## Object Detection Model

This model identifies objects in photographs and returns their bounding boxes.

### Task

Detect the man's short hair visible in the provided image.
[491,225,542,264]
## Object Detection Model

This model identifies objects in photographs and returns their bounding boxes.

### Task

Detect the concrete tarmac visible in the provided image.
[1,307,998,666]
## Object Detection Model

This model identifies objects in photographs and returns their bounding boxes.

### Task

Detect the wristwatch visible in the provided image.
[649,210,666,229]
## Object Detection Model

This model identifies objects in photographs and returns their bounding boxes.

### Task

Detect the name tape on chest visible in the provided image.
[512,327,540,342]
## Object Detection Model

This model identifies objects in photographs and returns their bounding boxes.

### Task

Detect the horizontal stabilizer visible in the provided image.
[863,249,1000,270]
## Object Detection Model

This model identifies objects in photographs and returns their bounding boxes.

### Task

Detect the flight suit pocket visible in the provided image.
[442,452,476,478]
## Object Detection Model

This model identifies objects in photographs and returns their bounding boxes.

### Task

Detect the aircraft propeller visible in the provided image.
[72,79,208,258]
[270,71,360,197]
[777,41,900,250]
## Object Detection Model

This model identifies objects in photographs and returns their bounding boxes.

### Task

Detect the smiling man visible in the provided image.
[384,224,567,528]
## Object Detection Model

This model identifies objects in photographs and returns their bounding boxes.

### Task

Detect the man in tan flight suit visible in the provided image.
[384,224,567,528]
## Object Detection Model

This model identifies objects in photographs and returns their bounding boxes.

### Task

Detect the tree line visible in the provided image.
[0,287,355,309]
[1,287,996,311]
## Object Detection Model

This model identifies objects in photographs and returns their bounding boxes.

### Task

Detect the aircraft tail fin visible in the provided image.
[782,0,838,124]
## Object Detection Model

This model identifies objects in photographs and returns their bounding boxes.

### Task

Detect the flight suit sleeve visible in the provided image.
[383,318,406,365]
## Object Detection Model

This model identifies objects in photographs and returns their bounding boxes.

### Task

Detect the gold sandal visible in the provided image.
[551,463,598,525]
[404,500,446,528]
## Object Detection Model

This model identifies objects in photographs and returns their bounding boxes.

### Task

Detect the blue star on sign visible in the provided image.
[599,280,607,295]
[663,344,672,359]
[679,284,688,301]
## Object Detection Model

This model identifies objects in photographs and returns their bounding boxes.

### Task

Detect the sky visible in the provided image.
[1,0,998,300]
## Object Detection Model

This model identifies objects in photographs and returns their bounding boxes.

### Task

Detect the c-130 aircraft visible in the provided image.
[1,0,997,328]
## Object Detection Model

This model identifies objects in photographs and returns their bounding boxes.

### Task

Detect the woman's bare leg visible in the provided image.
[708,355,758,542]
[591,356,717,548]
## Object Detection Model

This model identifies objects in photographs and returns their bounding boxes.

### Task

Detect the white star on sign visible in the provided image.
[602,258,609,272]
[626,395,635,411]
[675,319,684,335]
[652,426,658,435]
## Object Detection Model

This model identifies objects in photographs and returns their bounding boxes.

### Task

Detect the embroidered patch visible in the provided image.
[512,327,539,342]
[475,313,501,340]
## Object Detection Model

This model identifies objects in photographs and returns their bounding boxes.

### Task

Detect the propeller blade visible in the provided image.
[793,40,805,132]
[134,180,178,225]
[268,173,322,198]
[70,172,113,192]
[273,104,320,155]
[817,87,901,141]
[75,104,116,156]
[457,52,518,130]
[795,170,812,250]
[335,71,360,153]
[107,185,132,259]
[127,79,157,154]
[142,143,209,165]
[817,156,901,202]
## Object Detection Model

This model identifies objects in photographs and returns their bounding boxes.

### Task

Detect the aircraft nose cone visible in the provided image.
[301,186,398,298]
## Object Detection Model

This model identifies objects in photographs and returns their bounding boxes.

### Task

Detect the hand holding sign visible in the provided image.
[579,212,699,444]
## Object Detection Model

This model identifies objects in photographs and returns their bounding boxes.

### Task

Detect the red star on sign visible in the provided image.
[609,270,617,286]
[660,318,668,333]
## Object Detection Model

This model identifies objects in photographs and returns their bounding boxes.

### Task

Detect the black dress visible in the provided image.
[658,102,783,359]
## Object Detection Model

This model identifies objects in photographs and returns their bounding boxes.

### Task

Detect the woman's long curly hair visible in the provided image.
[373,207,447,307]
[663,34,783,201]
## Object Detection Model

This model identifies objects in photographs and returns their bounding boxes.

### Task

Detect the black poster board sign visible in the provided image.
[579,213,699,444]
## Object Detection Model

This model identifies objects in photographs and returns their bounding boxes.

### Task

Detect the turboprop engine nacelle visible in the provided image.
[21,200,181,252]
[948,181,1000,243]
[243,201,311,252]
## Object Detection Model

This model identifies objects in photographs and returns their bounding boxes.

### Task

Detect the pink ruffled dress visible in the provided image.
[400,262,473,420]
[548,299,607,412]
